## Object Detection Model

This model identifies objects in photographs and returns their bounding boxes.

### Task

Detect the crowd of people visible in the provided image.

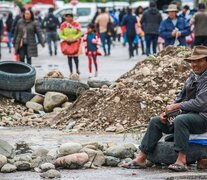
[0,2,207,77]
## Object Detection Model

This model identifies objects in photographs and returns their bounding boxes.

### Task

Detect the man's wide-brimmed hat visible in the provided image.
[184,45,207,62]
[166,4,178,12]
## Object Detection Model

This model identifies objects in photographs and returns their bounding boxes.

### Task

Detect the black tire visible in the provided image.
[0,90,36,104]
[0,61,36,91]
[147,142,207,165]
[35,78,89,96]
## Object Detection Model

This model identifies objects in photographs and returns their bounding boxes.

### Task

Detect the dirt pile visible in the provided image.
[49,46,192,131]
[0,46,192,131]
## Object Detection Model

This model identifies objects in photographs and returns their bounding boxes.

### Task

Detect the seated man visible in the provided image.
[123,45,207,172]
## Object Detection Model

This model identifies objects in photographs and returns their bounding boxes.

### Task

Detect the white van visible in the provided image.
[54,3,97,32]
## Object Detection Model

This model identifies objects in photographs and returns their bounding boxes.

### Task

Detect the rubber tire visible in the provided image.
[0,90,36,104]
[0,61,36,91]
[35,78,89,97]
[147,142,207,165]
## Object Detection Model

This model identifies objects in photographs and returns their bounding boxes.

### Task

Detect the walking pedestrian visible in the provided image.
[11,7,25,35]
[122,8,137,59]
[141,2,162,56]
[42,8,60,56]
[5,12,13,53]
[190,3,207,46]
[13,10,45,65]
[83,24,101,78]
[59,13,83,76]
[135,6,145,55]
[95,8,113,56]
[159,4,191,47]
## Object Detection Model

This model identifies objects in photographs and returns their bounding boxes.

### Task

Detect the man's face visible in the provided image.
[168,11,177,19]
[190,58,207,75]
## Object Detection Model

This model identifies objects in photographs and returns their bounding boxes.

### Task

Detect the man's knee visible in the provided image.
[174,114,188,127]
[149,116,161,126]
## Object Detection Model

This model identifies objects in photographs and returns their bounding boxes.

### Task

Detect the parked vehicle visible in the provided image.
[54,3,97,32]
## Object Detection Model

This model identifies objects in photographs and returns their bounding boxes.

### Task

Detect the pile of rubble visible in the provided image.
[0,46,192,132]
[54,46,192,132]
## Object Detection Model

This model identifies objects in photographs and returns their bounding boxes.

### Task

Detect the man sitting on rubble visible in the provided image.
[122,45,207,172]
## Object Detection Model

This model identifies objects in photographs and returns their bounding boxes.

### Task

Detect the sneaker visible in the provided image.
[50,51,53,56]
[89,73,92,78]
[94,71,98,77]
[54,50,57,55]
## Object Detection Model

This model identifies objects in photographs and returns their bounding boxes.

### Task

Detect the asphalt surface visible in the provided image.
[1,42,207,179]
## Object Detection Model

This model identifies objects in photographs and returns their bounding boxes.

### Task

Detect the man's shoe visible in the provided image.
[50,51,53,56]
[54,50,57,55]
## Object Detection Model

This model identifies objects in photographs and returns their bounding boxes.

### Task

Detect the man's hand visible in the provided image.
[165,103,181,113]
[160,112,167,124]
[171,30,176,37]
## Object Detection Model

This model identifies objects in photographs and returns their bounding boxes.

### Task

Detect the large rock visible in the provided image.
[104,156,121,167]
[59,142,82,156]
[14,161,31,171]
[87,79,112,88]
[14,154,32,162]
[1,163,17,173]
[26,101,44,112]
[0,155,7,168]
[47,148,59,160]
[54,152,89,169]
[104,144,137,159]
[32,148,49,158]
[147,142,207,165]
[29,95,44,105]
[43,92,68,112]
[0,139,14,158]
[40,169,61,179]
[80,148,105,167]
[40,163,55,172]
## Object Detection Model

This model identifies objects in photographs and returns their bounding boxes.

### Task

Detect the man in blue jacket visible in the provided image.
[122,45,207,172]
[159,4,191,47]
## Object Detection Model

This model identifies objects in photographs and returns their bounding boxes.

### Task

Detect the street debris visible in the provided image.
[0,46,192,132]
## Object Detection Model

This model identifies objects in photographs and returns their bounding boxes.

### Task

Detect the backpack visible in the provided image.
[45,14,57,31]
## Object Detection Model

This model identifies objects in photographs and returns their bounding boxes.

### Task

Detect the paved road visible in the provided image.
[0,41,145,82]
[1,43,206,179]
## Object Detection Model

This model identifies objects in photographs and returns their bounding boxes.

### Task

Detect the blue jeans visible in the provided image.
[100,32,111,55]
[7,32,12,50]
[145,34,158,56]
[46,31,58,55]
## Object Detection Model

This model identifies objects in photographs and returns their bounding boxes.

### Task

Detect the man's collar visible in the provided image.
[193,70,207,81]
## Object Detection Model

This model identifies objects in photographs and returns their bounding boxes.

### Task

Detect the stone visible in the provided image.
[31,157,45,169]
[114,96,120,103]
[105,144,137,159]
[80,148,105,167]
[59,142,82,156]
[69,73,80,81]
[141,67,151,76]
[0,139,14,158]
[44,92,68,112]
[87,79,112,88]
[104,156,121,167]
[40,169,61,179]
[54,152,89,169]
[53,107,63,112]
[14,154,32,162]
[1,163,17,173]
[115,124,125,132]
[62,102,72,109]
[14,161,31,171]
[30,95,44,105]
[45,70,64,79]
[105,126,116,132]
[0,155,7,168]
[40,163,55,172]
[47,148,59,160]
[32,148,49,158]
[26,101,44,112]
